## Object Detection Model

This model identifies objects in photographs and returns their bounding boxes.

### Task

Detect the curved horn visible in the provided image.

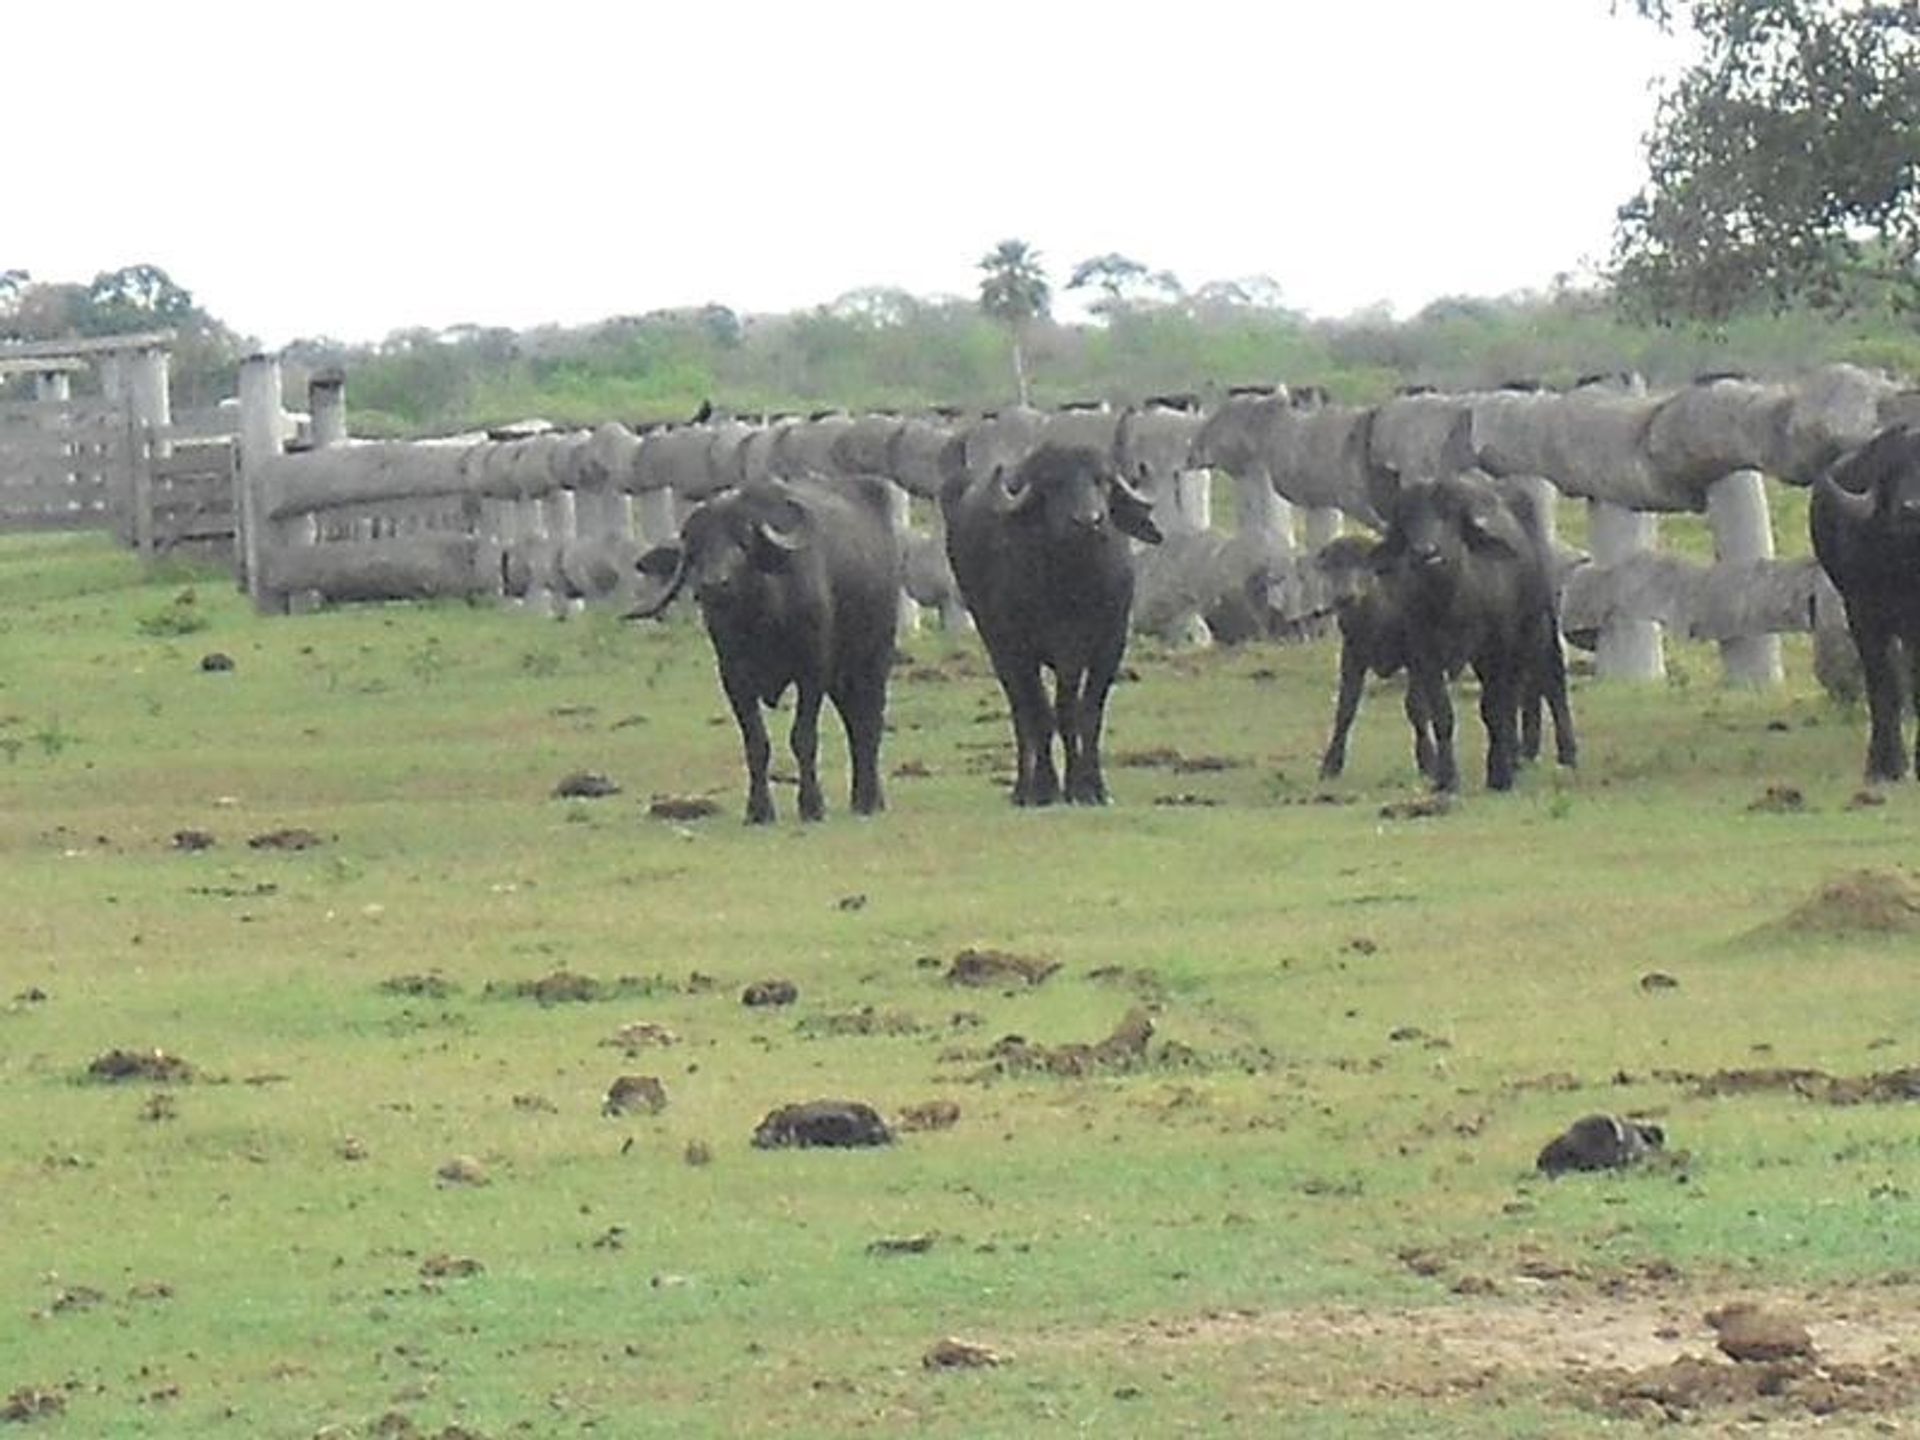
[990,463,1041,516]
[1814,463,1876,524]
[624,546,690,620]
[755,518,807,554]
[1110,465,1155,511]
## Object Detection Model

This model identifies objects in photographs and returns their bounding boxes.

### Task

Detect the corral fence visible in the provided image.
[0,333,241,564]
[235,353,1919,694]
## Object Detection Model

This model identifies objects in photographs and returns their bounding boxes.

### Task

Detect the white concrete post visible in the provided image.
[1177,468,1215,533]
[238,355,286,610]
[1588,501,1665,681]
[308,371,347,450]
[1706,468,1784,687]
[35,371,74,496]
[1301,506,1341,550]
[636,486,678,548]
[524,495,557,615]
[125,347,172,557]
[886,481,920,637]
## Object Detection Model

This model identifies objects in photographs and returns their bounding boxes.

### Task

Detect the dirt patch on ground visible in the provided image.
[798,1006,924,1038]
[486,970,684,1006]
[647,794,721,821]
[976,1008,1158,1078]
[379,972,460,999]
[945,948,1060,988]
[1770,868,1920,937]
[247,827,327,851]
[1657,1065,1920,1105]
[1034,1282,1920,1430]
[1112,747,1248,773]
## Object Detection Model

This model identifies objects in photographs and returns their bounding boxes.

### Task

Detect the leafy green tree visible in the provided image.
[1614,1,1920,322]
[977,238,1051,404]
[81,264,201,335]
[1067,252,1184,317]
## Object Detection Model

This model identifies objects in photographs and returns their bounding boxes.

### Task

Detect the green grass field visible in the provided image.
[3,533,1919,1438]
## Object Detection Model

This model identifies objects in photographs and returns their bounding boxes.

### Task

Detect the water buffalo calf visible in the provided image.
[1376,472,1576,791]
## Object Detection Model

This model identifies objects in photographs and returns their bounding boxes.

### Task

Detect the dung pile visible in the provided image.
[1773,868,1920,937]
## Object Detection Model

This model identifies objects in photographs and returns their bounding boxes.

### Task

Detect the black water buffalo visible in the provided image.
[1316,529,1571,783]
[942,442,1163,805]
[1314,535,1436,780]
[1810,424,1920,782]
[1375,472,1576,791]
[628,476,903,823]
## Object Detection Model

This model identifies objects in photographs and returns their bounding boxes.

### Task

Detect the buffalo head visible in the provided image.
[626,483,811,618]
[1814,425,1920,533]
[990,443,1163,546]
[1380,473,1532,575]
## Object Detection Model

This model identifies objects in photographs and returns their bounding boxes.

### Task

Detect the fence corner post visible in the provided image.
[237,354,287,612]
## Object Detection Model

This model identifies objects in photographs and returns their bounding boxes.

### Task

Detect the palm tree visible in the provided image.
[977,239,1050,405]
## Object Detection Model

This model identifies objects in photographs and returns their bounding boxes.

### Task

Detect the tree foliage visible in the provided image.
[1067,252,1184,316]
[1614,0,1920,322]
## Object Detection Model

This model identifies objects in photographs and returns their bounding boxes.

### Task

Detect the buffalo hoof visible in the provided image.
[745,797,776,825]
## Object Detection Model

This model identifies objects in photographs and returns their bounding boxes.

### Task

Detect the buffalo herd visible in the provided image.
[628,401,1920,821]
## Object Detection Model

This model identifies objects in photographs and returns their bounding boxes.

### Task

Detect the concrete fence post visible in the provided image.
[308,370,347,450]
[125,346,172,559]
[1706,468,1784,687]
[1300,506,1341,550]
[1588,500,1665,681]
[635,486,678,548]
[237,354,286,610]
[886,481,920,637]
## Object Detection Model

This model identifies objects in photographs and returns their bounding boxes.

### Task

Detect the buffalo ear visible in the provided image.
[1459,491,1530,558]
[636,544,682,579]
[1109,481,1164,545]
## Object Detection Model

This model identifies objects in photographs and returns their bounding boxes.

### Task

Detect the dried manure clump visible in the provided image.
[752,1099,893,1150]
[944,947,1060,988]
[1772,868,1920,937]
[85,1048,196,1084]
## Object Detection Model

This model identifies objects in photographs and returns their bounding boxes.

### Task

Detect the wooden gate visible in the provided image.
[136,432,237,562]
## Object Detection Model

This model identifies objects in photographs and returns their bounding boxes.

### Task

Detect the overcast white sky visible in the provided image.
[9,1,1690,348]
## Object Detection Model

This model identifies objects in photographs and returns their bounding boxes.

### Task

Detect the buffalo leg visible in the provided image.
[721,669,776,824]
[1409,660,1456,791]
[834,669,887,816]
[790,682,826,821]
[1542,632,1578,768]
[1071,638,1127,805]
[994,654,1057,805]
[1478,661,1522,792]
[1403,681,1437,780]
[1851,611,1908,782]
[1319,643,1368,780]
[1055,664,1097,803]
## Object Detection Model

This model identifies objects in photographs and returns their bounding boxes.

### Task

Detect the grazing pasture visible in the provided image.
[3,533,1919,1437]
